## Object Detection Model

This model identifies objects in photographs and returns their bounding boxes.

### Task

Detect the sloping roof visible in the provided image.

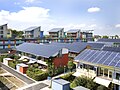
[67,29,80,33]
[16,43,64,58]
[87,42,105,50]
[97,38,120,43]
[24,26,40,31]
[102,46,120,52]
[48,28,63,32]
[49,42,104,53]
[74,49,120,69]
[0,24,7,27]
[49,42,87,53]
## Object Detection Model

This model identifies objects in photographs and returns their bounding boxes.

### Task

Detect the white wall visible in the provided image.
[62,48,68,54]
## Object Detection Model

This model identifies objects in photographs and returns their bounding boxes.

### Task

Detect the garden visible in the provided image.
[60,72,112,90]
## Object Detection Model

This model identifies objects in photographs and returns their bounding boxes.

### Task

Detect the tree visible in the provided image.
[67,60,74,72]
[8,29,24,38]
[102,36,109,39]
[70,76,98,90]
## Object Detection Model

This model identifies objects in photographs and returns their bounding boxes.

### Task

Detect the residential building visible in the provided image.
[48,28,64,39]
[24,26,43,38]
[67,29,81,39]
[74,49,120,90]
[0,24,12,38]
[49,42,104,60]
[16,43,69,68]
[81,30,93,41]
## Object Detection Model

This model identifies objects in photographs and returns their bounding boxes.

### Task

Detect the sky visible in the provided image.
[0,0,120,35]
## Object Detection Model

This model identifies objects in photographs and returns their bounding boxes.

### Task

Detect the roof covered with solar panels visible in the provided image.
[48,28,64,32]
[102,46,120,52]
[74,49,120,69]
[49,42,88,53]
[16,43,65,58]
[97,38,120,43]
[24,26,40,31]
[67,29,80,33]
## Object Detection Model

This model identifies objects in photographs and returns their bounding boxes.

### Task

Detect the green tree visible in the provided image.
[8,29,24,38]
[67,60,74,72]
[102,36,109,39]
[70,76,98,90]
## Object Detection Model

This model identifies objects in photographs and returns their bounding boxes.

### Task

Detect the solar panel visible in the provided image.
[16,43,65,58]
[74,49,120,68]
[87,51,100,62]
[92,51,106,64]
[103,52,117,65]
[98,51,112,64]
[102,46,120,52]
[84,50,97,61]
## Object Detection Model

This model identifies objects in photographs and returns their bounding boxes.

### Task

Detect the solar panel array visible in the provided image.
[16,43,64,58]
[97,38,120,43]
[102,46,120,52]
[48,28,63,32]
[74,49,120,68]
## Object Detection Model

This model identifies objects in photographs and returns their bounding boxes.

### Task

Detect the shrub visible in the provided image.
[8,61,16,69]
[60,72,75,82]
[26,67,48,81]
[70,76,98,90]
[0,55,7,62]
[33,72,48,81]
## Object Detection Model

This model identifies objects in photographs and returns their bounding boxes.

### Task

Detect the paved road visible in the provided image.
[0,63,36,84]
[22,83,48,90]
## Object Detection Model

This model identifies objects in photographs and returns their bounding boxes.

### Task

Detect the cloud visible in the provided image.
[25,0,36,3]
[88,7,100,13]
[0,7,54,33]
[25,0,42,4]
[115,24,120,28]
[0,7,50,22]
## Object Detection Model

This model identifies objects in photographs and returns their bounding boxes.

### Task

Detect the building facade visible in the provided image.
[48,28,64,39]
[67,29,81,39]
[0,24,12,38]
[74,49,120,90]
[24,26,43,38]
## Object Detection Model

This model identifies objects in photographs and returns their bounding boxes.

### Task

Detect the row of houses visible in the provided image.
[0,24,93,41]
[10,39,120,90]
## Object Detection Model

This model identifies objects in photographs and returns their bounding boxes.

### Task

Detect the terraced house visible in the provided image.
[16,43,69,68]
[74,49,120,90]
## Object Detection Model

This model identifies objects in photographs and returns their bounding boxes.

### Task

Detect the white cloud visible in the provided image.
[25,0,36,3]
[0,7,54,34]
[0,7,50,22]
[25,0,42,4]
[88,7,100,13]
[115,24,120,28]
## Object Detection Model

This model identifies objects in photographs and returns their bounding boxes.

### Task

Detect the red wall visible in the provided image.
[53,54,68,68]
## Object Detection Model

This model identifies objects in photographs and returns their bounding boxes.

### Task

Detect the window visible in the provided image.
[0,26,3,29]
[0,31,3,34]
[0,35,3,38]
